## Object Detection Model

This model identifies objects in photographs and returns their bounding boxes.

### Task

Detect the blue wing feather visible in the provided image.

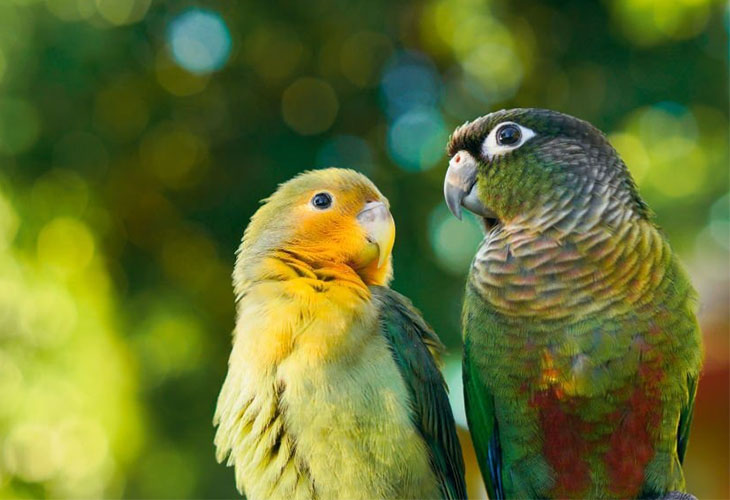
[463,336,505,500]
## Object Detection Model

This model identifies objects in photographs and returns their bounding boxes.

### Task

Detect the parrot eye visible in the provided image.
[482,121,536,160]
[311,192,333,209]
[496,124,521,145]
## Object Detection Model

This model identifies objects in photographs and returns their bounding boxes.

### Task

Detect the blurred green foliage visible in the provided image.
[0,0,727,498]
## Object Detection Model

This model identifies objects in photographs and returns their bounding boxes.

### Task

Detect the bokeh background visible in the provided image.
[0,0,727,498]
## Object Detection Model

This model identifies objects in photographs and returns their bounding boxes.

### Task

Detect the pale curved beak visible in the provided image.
[357,201,395,268]
[444,150,493,219]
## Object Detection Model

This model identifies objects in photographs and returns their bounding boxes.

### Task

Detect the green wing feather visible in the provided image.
[372,286,467,500]
[463,336,504,500]
[677,374,697,464]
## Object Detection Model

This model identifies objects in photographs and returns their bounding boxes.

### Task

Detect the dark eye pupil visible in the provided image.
[312,192,332,209]
[497,124,521,146]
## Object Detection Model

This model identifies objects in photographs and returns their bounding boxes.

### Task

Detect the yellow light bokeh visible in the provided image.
[421,0,529,101]
[94,77,150,141]
[139,123,209,189]
[31,170,90,221]
[244,25,306,82]
[609,132,652,183]
[94,0,149,26]
[45,0,95,21]
[0,1,726,498]
[0,191,18,249]
[0,48,7,85]
[37,217,96,274]
[609,0,716,46]
[611,105,721,199]
[0,98,40,155]
[0,186,142,498]
[155,51,210,96]
[281,77,339,135]
[340,32,393,88]
[428,204,484,275]
[3,423,62,482]
[133,311,205,381]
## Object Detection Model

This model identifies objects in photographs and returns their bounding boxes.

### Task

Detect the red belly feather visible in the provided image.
[530,362,664,498]
[531,388,592,497]
[603,364,664,497]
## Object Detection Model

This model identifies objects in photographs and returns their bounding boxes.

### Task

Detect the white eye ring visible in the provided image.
[481,122,536,160]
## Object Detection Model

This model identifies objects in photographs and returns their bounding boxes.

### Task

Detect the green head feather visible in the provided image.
[445,108,649,226]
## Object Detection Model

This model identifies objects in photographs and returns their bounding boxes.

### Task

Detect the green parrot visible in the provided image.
[443,109,703,499]
[214,168,465,499]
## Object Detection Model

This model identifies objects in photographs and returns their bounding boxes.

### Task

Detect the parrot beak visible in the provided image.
[357,201,395,269]
[444,150,496,224]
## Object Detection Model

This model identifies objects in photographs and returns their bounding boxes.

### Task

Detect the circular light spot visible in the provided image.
[21,285,77,347]
[462,42,523,103]
[707,219,730,251]
[167,8,232,74]
[53,132,110,175]
[380,51,440,118]
[139,123,208,188]
[0,97,40,155]
[0,350,22,418]
[0,5,31,53]
[609,0,712,46]
[94,77,149,140]
[155,51,209,96]
[244,25,304,81]
[387,107,447,171]
[55,417,109,481]
[160,224,222,291]
[628,104,705,198]
[136,447,197,497]
[37,217,95,273]
[708,193,730,250]
[94,0,150,25]
[442,71,493,119]
[0,189,18,249]
[0,48,6,84]
[281,78,338,135]
[134,310,205,381]
[46,0,95,21]
[638,103,697,145]
[428,204,483,275]
[31,169,90,220]
[609,132,651,183]
[3,424,61,482]
[340,32,393,88]
[316,135,374,174]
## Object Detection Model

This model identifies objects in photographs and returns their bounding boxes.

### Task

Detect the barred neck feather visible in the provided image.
[233,248,371,304]
[470,185,666,323]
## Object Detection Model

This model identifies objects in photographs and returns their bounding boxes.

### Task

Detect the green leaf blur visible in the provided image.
[0,0,726,498]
